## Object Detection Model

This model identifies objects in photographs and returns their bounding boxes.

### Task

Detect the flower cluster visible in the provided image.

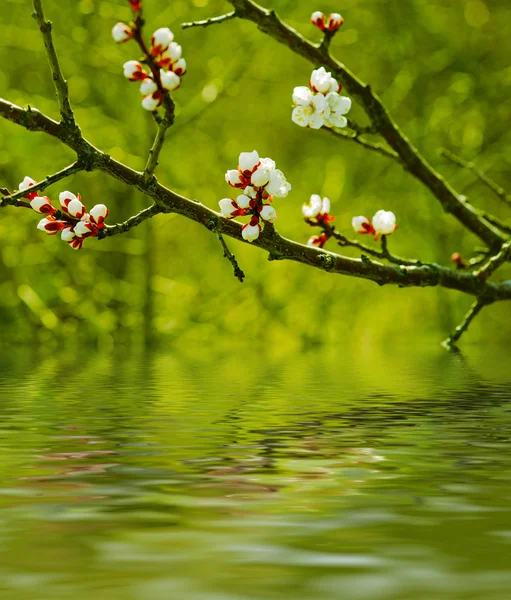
[311,11,344,32]
[117,25,187,111]
[219,151,291,243]
[292,68,351,129]
[352,210,397,240]
[302,194,335,248]
[19,176,108,250]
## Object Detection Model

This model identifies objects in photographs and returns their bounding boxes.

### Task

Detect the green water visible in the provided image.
[0,343,510,600]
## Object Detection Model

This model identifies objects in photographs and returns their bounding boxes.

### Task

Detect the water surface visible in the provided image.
[0,343,510,599]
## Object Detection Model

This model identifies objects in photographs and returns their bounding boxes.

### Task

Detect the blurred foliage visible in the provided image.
[0,0,510,349]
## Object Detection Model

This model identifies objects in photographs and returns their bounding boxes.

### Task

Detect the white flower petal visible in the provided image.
[292,106,311,128]
[292,86,313,107]
[239,150,260,173]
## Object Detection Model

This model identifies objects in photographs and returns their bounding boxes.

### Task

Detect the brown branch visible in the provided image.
[224,0,506,250]
[32,0,76,127]
[442,299,487,349]
[2,99,509,305]
[216,232,245,282]
[441,148,511,208]
[100,204,162,237]
[323,127,400,161]
[1,161,85,207]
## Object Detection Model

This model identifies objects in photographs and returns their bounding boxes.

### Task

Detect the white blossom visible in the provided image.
[251,158,276,187]
[19,176,36,193]
[123,61,148,81]
[30,196,55,215]
[59,191,85,218]
[241,221,262,242]
[112,22,132,43]
[225,169,242,187]
[310,67,339,95]
[323,92,351,128]
[236,194,251,209]
[141,92,162,111]
[219,198,238,218]
[160,70,180,91]
[292,86,313,107]
[140,78,158,96]
[61,227,76,242]
[352,215,372,234]
[74,220,93,238]
[172,58,187,76]
[260,204,277,223]
[239,150,260,173]
[151,28,174,55]
[372,210,397,236]
[266,169,291,198]
[302,194,330,218]
[89,204,109,228]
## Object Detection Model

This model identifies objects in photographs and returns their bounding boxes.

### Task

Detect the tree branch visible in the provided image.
[143,117,171,182]
[323,127,400,161]
[32,0,76,127]
[100,204,162,237]
[473,239,511,281]
[182,11,237,29]
[442,299,487,349]
[216,232,245,282]
[0,161,85,207]
[223,0,506,250]
[441,148,511,208]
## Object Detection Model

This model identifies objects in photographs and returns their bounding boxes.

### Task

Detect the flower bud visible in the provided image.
[307,233,329,248]
[225,169,243,188]
[172,58,187,76]
[160,69,180,91]
[141,91,163,111]
[241,218,262,243]
[352,215,374,235]
[260,204,277,223]
[238,150,260,174]
[151,28,174,56]
[30,195,56,215]
[219,198,239,218]
[74,220,94,238]
[68,237,84,250]
[59,191,86,219]
[140,78,158,96]
[311,11,326,30]
[112,22,133,44]
[302,194,323,218]
[89,204,109,228]
[123,61,149,81]
[236,194,251,209]
[37,216,66,235]
[266,169,291,198]
[19,176,38,200]
[61,227,76,243]
[372,210,397,236]
[327,13,344,32]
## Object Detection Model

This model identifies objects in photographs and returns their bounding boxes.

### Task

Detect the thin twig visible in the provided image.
[182,11,237,29]
[32,0,75,126]
[317,222,421,267]
[473,239,511,280]
[442,299,487,349]
[441,148,511,208]
[480,211,511,235]
[100,204,162,238]
[143,118,171,181]
[1,161,85,207]
[323,127,400,161]
[216,232,245,282]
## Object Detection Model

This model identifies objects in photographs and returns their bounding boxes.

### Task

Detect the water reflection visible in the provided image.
[0,342,510,599]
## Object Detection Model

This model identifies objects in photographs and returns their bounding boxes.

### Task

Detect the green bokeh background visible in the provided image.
[1,0,510,348]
